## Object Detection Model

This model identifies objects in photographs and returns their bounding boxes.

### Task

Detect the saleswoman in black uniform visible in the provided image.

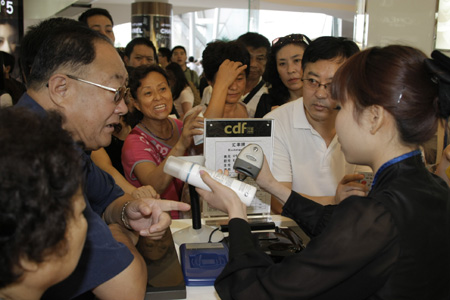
[197,45,450,300]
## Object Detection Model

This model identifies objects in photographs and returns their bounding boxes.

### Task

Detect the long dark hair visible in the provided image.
[263,34,310,103]
[165,62,189,100]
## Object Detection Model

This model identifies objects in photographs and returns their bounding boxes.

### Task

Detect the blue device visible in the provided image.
[179,242,229,286]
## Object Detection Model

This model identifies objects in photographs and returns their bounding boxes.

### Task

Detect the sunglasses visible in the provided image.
[66,74,130,104]
[272,34,311,47]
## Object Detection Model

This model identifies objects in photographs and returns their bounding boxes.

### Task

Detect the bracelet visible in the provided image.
[121,201,133,230]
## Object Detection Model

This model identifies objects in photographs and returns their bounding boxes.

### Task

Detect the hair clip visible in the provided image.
[397,92,403,104]
[397,86,405,104]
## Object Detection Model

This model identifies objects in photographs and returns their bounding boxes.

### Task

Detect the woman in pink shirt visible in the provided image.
[122,65,203,218]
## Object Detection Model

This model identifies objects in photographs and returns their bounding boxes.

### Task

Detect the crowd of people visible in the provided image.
[1,6,450,300]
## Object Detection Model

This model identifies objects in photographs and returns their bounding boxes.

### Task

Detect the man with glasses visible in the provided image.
[16,18,190,300]
[265,36,368,212]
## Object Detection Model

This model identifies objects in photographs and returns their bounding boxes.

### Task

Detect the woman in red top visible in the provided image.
[122,65,203,218]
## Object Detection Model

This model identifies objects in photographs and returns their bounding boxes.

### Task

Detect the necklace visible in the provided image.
[141,119,174,141]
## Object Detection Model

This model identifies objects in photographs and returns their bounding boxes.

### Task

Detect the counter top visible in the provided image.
[169,215,298,299]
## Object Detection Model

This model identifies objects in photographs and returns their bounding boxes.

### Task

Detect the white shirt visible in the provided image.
[265,97,367,196]
[0,93,13,107]
[201,85,212,106]
[173,85,194,116]
[242,77,268,118]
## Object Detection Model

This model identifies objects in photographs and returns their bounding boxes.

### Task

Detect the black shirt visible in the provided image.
[215,153,450,300]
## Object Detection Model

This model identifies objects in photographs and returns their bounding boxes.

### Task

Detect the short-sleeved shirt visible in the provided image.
[173,85,194,116]
[121,119,185,219]
[242,77,268,118]
[264,98,366,196]
[16,93,133,300]
[201,85,212,106]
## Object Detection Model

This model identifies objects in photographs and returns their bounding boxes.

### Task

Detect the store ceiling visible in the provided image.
[23,0,357,22]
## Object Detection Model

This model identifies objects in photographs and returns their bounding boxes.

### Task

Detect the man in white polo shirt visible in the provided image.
[265,36,369,213]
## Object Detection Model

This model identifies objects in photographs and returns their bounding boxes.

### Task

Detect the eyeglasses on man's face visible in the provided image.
[66,74,130,104]
[301,78,332,92]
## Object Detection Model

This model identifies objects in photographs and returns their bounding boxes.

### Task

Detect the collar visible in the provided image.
[242,77,264,98]
[15,92,47,116]
[16,92,87,158]
[371,149,422,189]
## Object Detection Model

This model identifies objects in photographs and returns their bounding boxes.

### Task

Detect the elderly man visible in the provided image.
[16,18,189,300]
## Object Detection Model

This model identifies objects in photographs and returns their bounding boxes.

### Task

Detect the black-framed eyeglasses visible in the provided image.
[66,74,129,104]
[301,78,332,92]
[272,34,311,47]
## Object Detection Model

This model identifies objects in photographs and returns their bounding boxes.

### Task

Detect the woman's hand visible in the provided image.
[254,156,291,203]
[178,106,204,150]
[196,170,247,220]
[334,174,369,204]
[214,59,248,90]
[254,156,276,190]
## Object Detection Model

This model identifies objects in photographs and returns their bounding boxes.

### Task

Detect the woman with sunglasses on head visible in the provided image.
[197,45,450,299]
[254,33,311,118]
[121,65,204,219]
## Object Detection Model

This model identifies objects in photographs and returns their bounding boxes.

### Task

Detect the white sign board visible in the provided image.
[202,119,274,217]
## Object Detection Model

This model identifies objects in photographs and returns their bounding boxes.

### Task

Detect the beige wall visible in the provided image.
[364,0,437,55]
